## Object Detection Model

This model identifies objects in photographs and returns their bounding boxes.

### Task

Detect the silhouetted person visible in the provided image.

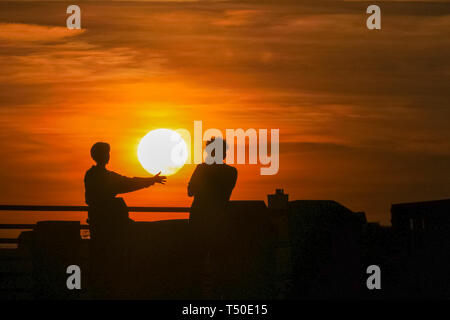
[85,142,166,236]
[187,137,237,298]
[84,141,166,297]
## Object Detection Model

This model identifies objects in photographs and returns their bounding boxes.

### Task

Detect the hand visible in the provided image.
[153,172,167,185]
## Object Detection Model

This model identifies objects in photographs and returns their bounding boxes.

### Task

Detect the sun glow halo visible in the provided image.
[137,129,188,176]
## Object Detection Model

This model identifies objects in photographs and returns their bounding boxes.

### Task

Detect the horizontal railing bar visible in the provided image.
[0,206,190,241]
[129,206,189,212]
[0,205,190,213]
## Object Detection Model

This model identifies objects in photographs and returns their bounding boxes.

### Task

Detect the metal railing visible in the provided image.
[0,205,190,244]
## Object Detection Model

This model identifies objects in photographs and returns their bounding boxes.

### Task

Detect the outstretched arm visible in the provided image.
[109,171,166,195]
[132,172,166,186]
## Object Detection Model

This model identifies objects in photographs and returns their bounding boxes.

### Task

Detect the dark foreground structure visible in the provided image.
[2,193,450,299]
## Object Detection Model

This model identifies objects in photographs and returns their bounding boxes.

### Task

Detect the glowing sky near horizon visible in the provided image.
[0,1,449,225]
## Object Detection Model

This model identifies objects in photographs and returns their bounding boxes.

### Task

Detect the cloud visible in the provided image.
[0,44,166,84]
[0,23,84,42]
[0,22,165,85]
[213,9,267,26]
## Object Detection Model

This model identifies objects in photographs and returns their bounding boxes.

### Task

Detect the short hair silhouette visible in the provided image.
[90,142,110,165]
[206,137,228,160]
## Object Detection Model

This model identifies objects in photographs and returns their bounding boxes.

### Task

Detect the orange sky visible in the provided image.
[0,1,450,226]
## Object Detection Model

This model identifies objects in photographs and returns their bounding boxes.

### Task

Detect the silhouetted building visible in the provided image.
[267,189,290,242]
[360,222,404,299]
[268,189,289,211]
[15,196,450,299]
[30,221,82,299]
[288,200,365,298]
[392,199,450,236]
[223,201,276,299]
[391,199,450,256]
[267,189,292,297]
[391,199,450,297]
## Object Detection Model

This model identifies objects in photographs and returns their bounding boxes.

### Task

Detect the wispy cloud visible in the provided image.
[0,23,84,42]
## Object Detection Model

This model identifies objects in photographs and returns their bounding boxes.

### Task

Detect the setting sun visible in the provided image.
[137,129,188,176]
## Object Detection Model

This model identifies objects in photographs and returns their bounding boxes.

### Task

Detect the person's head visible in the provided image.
[90,142,110,166]
[205,137,228,161]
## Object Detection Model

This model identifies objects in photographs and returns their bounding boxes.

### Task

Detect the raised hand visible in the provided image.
[153,172,167,185]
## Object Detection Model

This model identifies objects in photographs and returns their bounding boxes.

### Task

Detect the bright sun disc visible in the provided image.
[137,129,188,176]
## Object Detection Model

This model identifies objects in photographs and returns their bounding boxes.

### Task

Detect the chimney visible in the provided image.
[268,188,289,211]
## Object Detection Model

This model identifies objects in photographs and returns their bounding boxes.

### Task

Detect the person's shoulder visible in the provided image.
[196,163,209,170]
[105,169,123,179]
[85,166,96,176]
[224,164,237,174]
[85,166,110,178]
[84,166,97,182]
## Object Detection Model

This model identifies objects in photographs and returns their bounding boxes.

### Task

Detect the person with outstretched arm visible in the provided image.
[84,141,166,235]
[84,141,166,297]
